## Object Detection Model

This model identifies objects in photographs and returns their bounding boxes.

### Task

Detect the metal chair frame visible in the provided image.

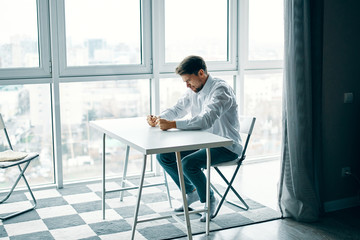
[211,116,256,218]
[0,114,38,220]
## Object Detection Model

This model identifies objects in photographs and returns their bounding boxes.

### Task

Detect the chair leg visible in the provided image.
[0,162,37,220]
[211,164,249,218]
[210,183,225,218]
[0,164,26,204]
[163,171,172,208]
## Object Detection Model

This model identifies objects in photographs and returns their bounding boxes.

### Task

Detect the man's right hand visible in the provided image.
[146,115,158,127]
[158,118,176,131]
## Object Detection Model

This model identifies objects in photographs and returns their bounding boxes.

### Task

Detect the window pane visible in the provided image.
[160,78,187,112]
[243,72,283,157]
[0,85,54,189]
[0,0,39,68]
[165,0,228,63]
[65,0,141,66]
[160,75,234,113]
[248,0,284,61]
[60,80,150,182]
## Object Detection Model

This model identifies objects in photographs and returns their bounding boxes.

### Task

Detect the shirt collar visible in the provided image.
[198,74,213,96]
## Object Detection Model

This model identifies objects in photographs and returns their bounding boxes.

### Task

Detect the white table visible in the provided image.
[89,117,233,239]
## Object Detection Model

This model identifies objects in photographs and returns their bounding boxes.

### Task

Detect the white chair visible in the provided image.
[0,113,38,220]
[211,116,256,218]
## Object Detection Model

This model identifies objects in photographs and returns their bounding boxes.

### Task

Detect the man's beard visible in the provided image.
[195,84,204,93]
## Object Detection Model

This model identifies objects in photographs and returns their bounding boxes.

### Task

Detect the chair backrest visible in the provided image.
[0,113,13,150]
[239,116,256,160]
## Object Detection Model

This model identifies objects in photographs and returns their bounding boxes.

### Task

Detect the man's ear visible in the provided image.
[198,69,207,81]
[198,69,204,76]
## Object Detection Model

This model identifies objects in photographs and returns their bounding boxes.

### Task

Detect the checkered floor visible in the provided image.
[0,176,280,239]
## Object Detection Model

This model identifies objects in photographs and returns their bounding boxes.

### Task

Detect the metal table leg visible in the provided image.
[175,151,193,240]
[120,145,130,201]
[102,133,106,220]
[131,154,147,240]
[206,148,211,235]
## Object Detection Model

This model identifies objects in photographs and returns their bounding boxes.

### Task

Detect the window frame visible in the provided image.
[58,78,153,182]
[55,0,152,77]
[1,0,285,188]
[240,68,284,160]
[240,0,284,70]
[0,0,51,80]
[155,0,238,74]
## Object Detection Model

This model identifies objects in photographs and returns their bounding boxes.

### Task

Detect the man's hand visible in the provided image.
[158,118,176,131]
[147,115,159,127]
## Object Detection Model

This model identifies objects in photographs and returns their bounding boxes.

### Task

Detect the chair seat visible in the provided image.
[212,156,243,167]
[0,152,39,169]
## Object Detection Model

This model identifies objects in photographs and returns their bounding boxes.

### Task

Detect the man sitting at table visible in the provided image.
[146,55,242,222]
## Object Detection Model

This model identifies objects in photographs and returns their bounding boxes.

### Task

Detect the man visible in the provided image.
[147,55,242,222]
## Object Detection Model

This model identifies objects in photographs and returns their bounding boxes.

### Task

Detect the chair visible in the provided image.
[211,116,256,218]
[0,113,38,220]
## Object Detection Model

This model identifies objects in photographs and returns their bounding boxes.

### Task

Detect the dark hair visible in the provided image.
[175,55,207,75]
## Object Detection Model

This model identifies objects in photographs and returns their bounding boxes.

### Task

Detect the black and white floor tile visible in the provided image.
[0,176,280,239]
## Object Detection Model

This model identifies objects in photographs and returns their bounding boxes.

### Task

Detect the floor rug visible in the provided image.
[0,176,281,239]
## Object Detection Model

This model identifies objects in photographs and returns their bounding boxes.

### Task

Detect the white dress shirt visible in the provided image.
[159,75,243,156]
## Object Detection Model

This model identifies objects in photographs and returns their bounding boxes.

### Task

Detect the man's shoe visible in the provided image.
[174,206,194,212]
[174,190,199,212]
[200,196,218,222]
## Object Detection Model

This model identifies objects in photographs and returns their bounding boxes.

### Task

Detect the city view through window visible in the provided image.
[60,80,150,181]
[0,0,283,187]
[0,0,39,68]
[165,0,228,63]
[65,0,141,66]
[0,84,53,188]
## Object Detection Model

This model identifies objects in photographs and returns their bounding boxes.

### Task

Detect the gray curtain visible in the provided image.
[278,0,320,222]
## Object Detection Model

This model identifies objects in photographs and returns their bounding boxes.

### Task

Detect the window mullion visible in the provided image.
[49,0,64,188]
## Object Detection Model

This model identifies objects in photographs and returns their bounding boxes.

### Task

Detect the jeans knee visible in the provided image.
[182,157,198,173]
[156,153,174,166]
[156,154,165,164]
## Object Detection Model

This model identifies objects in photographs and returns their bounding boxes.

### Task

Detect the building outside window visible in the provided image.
[0,85,54,188]
[60,80,150,182]
[0,1,39,68]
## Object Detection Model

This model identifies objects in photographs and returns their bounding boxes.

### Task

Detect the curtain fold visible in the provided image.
[278,0,320,222]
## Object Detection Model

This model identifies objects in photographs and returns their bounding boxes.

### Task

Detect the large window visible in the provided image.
[243,0,284,161]
[60,80,150,182]
[164,0,228,63]
[64,0,141,66]
[243,72,283,158]
[248,0,284,61]
[58,0,151,76]
[159,0,237,73]
[0,0,284,188]
[0,0,50,79]
[0,0,39,68]
[0,84,54,188]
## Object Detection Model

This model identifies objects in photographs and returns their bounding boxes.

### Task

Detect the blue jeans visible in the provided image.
[157,147,238,203]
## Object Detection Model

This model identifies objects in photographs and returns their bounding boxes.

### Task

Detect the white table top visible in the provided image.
[89,117,233,155]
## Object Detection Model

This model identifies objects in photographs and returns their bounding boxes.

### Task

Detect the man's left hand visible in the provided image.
[158,119,176,131]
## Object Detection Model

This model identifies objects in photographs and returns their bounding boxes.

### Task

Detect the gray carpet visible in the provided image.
[0,176,281,239]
